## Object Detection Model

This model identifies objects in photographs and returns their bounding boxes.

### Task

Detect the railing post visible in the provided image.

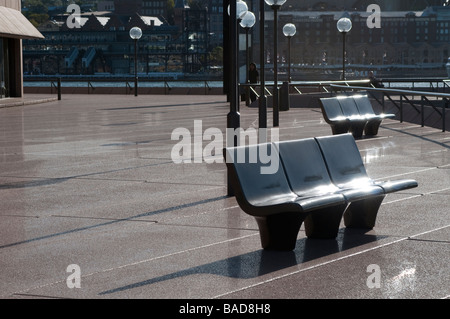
[444,99,447,133]
[400,95,403,123]
[421,96,425,127]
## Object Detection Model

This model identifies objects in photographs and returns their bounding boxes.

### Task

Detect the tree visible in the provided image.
[209,46,223,66]
[28,13,50,27]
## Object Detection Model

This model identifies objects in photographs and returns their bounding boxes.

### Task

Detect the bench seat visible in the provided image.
[335,96,368,138]
[315,134,418,228]
[352,95,395,136]
[319,97,352,135]
[320,95,396,137]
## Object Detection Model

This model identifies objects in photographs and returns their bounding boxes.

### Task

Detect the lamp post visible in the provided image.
[265,0,287,128]
[227,0,248,196]
[129,26,143,96]
[240,11,256,106]
[259,0,267,134]
[283,23,296,83]
[228,1,248,112]
[337,17,352,80]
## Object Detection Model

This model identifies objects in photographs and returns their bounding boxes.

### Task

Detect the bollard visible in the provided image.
[279,81,290,111]
[57,77,62,100]
[446,57,450,78]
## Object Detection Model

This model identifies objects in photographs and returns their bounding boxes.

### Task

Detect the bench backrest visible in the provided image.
[224,143,295,206]
[275,138,338,196]
[319,97,346,122]
[337,96,361,118]
[315,134,371,187]
[352,95,376,117]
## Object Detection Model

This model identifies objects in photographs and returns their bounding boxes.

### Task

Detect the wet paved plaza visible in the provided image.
[0,94,449,300]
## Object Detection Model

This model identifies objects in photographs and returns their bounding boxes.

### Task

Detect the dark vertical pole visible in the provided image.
[400,95,403,123]
[134,39,138,97]
[245,27,250,106]
[287,36,291,83]
[227,0,240,196]
[223,1,230,100]
[57,77,61,100]
[443,99,447,133]
[259,0,267,136]
[342,32,346,80]
[273,6,279,127]
[421,96,425,127]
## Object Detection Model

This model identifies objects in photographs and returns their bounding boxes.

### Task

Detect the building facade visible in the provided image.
[23,1,215,77]
[23,11,181,76]
[261,6,450,79]
[0,0,43,98]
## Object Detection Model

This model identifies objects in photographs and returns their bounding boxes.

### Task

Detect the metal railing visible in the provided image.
[239,79,372,105]
[29,78,220,96]
[379,77,449,93]
[239,78,449,132]
[329,84,449,132]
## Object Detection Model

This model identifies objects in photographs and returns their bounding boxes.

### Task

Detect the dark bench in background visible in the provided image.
[225,134,418,251]
[320,94,395,138]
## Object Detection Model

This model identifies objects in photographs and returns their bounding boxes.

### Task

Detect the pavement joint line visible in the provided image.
[213,224,450,299]
[50,214,158,223]
[212,237,409,299]
[0,161,175,188]
[0,195,230,250]
[382,187,450,205]
[9,233,259,297]
[154,204,241,224]
[154,222,259,232]
[376,165,447,181]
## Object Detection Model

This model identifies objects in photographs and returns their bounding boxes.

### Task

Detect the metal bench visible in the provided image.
[315,134,418,228]
[319,97,351,136]
[319,95,395,138]
[352,94,395,136]
[224,134,418,251]
[224,142,346,251]
[335,96,369,138]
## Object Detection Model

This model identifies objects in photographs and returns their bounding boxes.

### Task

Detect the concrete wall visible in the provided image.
[1,0,23,97]
[0,0,20,10]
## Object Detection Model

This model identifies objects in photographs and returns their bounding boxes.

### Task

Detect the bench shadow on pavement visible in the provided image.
[99,229,386,296]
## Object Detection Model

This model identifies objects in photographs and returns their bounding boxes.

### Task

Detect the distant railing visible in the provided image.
[378,77,449,93]
[25,78,222,96]
[239,79,372,105]
[329,84,449,132]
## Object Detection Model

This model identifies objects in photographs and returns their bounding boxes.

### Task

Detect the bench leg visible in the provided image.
[349,122,366,139]
[255,213,305,251]
[331,124,350,135]
[304,204,347,239]
[364,119,382,136]
[344,195,385,229]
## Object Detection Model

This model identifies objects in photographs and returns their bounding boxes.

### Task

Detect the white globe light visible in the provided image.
[283,23,296,37]
[264,0,287,6]
[228,0,249,20]
[337,17,352,33]
[129,27,143,40]
[240,11,256,29]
